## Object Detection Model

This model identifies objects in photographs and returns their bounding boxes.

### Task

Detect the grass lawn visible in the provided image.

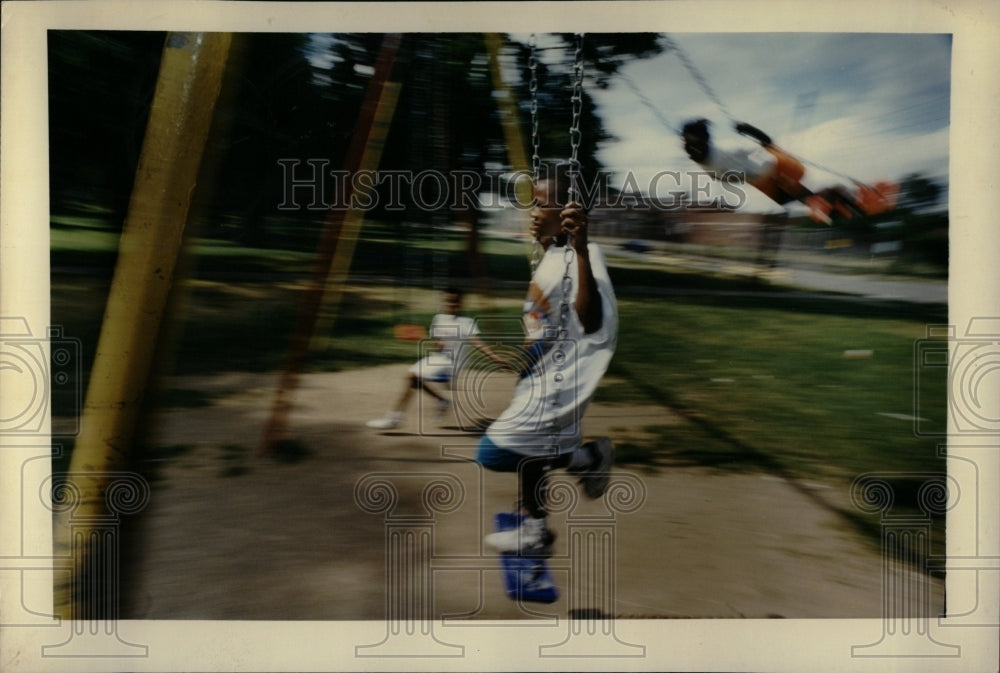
[51,218,947,536]
[603,294,945,482]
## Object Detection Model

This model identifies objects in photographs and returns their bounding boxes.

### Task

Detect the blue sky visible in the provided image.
[590,33,951,211]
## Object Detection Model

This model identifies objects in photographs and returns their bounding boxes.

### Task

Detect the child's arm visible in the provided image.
[735,122,773,147]
[470,336,521,372]
[560,203,603,335]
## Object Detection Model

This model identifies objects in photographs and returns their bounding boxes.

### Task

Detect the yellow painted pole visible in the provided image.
[54,32,232,619]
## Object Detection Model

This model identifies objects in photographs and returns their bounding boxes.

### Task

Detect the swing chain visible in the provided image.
[621,71,674,133]
[561,32,585,332]
[547,217,576,440]
[552,32,584,420]
[529,35,543,274]
[521,34,584,444]
[548,213,576,441]
[528,35,541,184]
[567,32,585,205]
[663,34,736,125]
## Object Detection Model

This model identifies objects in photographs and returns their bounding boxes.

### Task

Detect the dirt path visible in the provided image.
[123,364,942,620]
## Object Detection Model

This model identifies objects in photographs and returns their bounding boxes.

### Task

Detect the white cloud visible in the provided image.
[591,32,950,207]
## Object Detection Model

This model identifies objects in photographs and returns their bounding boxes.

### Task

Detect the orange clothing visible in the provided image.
[855,181,899,216]
[746,145,807,204]
[805,181,899,224]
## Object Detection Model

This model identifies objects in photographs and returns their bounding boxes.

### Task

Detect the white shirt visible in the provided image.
[428,313,480,362]
[411,313,480,382]
[486,243,617,455]
[702,144,775,182]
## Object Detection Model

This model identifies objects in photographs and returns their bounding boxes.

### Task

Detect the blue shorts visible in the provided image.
[475,435,525,472]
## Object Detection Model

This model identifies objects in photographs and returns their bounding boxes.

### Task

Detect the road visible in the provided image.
[604,245,947,305]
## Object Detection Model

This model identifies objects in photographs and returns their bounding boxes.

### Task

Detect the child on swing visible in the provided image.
[366,287,502,430]
[477,164,618,556]
[681,118,898,223]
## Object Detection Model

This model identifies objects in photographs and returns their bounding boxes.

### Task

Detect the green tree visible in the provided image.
[898,172,943,212]
[49,32,667,256]
[48,31,165,221]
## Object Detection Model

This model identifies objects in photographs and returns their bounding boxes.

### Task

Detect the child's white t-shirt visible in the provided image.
[486,243,617,455]
[703,143,775,182]
[429,313,480,361]
[412,314,480,381]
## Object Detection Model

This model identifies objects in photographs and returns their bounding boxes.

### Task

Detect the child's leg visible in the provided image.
[416,377,448,402]
[855,181,899,216]
[519,448,599,516]
[376,374,447,428]
[409,356,452,404]
[822,186,865,219]
[480,439,558,555]
[475,435,524,472]
[476,437,554,518]
[752,146,809,204]
[393,374,418,410]
[520,456,552,519]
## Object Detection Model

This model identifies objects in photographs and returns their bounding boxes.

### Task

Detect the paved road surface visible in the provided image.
[605,246,947,304]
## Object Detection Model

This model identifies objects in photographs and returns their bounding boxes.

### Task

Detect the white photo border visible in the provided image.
[2,1,998,671]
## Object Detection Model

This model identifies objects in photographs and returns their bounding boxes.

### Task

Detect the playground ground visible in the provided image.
[121,361,944,621]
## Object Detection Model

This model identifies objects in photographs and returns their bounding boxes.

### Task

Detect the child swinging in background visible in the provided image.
[366,288,506,430]
[681,118,898,224]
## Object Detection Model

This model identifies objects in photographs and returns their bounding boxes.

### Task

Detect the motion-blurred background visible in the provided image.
[46,31,949,620]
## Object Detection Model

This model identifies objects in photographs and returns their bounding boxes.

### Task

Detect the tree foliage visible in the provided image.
[48,31,165,219]
[48,31,665,248]
[897,172,943,211]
